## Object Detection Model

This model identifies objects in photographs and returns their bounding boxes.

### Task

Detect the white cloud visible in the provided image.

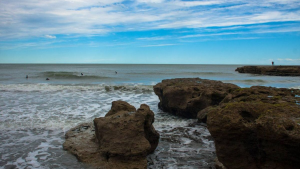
[277,58,300,61]
[45,35,56,39]
[141,44,176,47]
[0,0,300,40]
[137,0,165,3]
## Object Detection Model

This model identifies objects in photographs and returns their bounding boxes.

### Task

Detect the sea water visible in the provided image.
[0,64,299,169]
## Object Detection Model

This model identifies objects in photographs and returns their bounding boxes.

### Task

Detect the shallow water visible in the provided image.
[0,64,299,169]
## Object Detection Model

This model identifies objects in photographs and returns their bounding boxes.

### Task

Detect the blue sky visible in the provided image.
[0,0,300,64]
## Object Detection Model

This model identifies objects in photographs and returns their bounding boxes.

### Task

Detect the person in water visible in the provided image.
[46,78,50,80]
[26,75,28,79]
[81,73,83,76]
[115,71,117,74]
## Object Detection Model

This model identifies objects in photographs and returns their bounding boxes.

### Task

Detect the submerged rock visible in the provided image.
[235,66,300,76]
[153,78,239,118]
[63,101,159,169]
[206,86,300,169]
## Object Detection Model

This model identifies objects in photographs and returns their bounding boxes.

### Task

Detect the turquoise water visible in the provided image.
[0,64,299,169]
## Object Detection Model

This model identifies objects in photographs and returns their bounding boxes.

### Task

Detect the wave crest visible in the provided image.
[42,71,112,79]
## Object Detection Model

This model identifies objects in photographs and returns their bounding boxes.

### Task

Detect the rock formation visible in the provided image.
[206,86,300,169]
[235,66,300,76]
[63,101,160,169]
[153,78,239,118]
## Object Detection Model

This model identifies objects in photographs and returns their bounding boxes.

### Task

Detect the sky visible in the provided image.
[0,0,300,64]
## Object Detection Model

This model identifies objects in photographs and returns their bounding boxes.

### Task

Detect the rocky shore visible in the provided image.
[64,78,300,169]
[235,66,300,76]
[154,78,300,169]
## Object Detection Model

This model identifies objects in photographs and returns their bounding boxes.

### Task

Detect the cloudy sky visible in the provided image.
[0,0,299,64]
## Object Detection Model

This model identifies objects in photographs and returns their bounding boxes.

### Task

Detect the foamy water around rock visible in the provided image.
[0,84,216,168]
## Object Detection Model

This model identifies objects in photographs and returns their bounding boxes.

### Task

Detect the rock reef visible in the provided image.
[154,78,300,169]
[63,101,159,169]
[235,66,300,76]
[207,86,300,169]
[153,78,239,118]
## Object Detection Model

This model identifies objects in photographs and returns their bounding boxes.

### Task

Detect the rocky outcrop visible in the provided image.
[153,78,240,118]
[206,86,300,169]
[63,123,100,165]
[63,101,160,169]
[235,66,300,76]
[105,100,136,117]
[153,78,300,169]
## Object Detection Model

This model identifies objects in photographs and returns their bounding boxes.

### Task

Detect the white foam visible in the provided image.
[1,83,217,168]
[291,86,300,90]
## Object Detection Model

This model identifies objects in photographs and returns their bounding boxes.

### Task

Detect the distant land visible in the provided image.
[235,66,300,76]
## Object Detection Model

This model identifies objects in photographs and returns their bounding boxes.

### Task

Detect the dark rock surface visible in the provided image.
[206,86,300,169]
[235,66,300,76]
[63,101,159,169]
[153,78,240,118]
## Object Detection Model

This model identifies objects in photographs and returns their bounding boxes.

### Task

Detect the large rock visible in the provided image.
[206,86,300,169]
[153,78,240,118]
[235,66,300,76]
[63,101,160,169]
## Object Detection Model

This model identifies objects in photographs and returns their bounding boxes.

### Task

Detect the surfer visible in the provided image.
[46,78,50,80]
[115,71,117,74]
[26,75,28,79]
[81,73,83,76]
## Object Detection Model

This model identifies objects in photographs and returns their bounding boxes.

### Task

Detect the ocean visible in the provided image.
[1,64,299,169]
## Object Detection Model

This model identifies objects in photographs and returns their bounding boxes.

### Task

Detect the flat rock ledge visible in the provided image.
[153,78,240,118]
[63,101,160,169]
[235,66,300,76]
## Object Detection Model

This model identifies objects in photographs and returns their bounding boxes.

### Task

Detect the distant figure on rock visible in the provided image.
[26,75,28,79]
[272,61,274,66]
[46,78,50,80]
[81,73,83,76]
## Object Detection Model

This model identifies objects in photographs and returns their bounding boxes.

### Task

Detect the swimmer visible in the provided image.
[81,73,83,76]
[26,75,28,79]
[46,78,50,80]
[115,71,117,74]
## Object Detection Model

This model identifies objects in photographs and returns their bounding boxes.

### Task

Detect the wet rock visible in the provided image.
[64,101,159,169]
[153,78,239,118]
[235,66,300,76]
[62,123,100,165]
[105,100,136,117]
[207,86,300,169]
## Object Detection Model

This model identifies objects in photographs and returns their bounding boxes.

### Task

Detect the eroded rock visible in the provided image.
[153,78,239,118]
[206,86,300,169]
[63,101,159,169]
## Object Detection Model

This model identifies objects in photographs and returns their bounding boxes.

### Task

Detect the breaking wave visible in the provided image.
[41,71,113,80]
[0,83,154,93]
